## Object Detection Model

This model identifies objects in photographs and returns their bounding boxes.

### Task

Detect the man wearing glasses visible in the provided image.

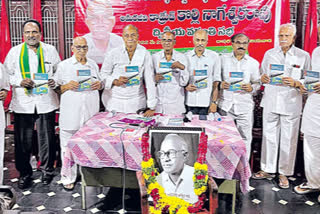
[156,134,197,203]
[101,24,157,117]
[152,31,189,115]
[83,0,123,64]
[53,37,102,190]
[185,29,221,115]
[218,33,260,160]
[4,19,60,188]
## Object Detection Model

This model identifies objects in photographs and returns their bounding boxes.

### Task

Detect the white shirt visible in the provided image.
[219,52,260,114]
[157,164,198,204]
[301,46,320,137]
[185,49,221,107]
[4,42,61,114]
[152,50,189,115]
[260,45,311,115]
[53,56,100,130]
[0,64,10,130]
[83,33,124,64]
[101,44,157,113]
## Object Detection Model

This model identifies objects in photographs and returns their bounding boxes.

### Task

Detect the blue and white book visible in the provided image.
[304,70,320,92]
[228,72,244,92]
[269,64,285,85]
[32,73,48,95]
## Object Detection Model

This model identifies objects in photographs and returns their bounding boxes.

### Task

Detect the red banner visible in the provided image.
[304,0,318,55]
[75,0,277,63]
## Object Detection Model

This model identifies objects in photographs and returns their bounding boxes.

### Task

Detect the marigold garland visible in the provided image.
[141,132,209,214]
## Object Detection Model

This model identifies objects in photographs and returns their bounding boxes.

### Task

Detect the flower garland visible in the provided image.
[141,132,209,214]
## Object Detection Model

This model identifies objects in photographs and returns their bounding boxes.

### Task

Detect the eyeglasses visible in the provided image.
[74,45,88,51]
[233,41,249,45]
[161,39,174,43]
[156,149,185,159]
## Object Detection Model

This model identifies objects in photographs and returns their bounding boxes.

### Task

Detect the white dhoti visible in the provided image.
[261,109,300,175]
[60,129,77,185]
[304,135,320,189]
[219,107,253,160]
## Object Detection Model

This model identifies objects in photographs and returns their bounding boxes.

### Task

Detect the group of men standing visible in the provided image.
[0,17,319,203]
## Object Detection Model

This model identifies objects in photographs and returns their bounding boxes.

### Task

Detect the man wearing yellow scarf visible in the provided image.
[4,20,61,189]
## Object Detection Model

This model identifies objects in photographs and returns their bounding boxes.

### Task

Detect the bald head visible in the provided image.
[160,134,188,152]
[122,24,139,50]
[193,29,208,41]
[193,29,208,56]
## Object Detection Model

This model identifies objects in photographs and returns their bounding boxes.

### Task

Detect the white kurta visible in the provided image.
[260,45,311,175]
[4,42,61,114]
[152,50,189,115]
[83,33,123,64]
[53,56,100,130]
[185,49,221,107]
[0,63,10,184]
[300,46,320,188]
[157,164,198,204]
[219,53,260,160]
[101,44,157,113]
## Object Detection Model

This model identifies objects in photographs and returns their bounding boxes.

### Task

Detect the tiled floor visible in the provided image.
[2,134,320,214]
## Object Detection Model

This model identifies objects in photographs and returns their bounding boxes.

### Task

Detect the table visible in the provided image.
[61,112,252,193]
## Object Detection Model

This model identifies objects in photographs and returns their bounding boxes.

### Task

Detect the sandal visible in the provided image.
[294,182,319,194]
[278,174,289,189]
[63,183,75,191]
[252,171,275,180]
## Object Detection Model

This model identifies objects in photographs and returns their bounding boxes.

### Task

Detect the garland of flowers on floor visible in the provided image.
[141,132,209,214]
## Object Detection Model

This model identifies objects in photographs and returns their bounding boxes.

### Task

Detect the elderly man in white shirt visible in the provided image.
[83,0,123,64]
[152,31,189,115]
[4,20,61,189]
[156,134,198,204]
[219,33,260,160]
[253,23,311,189]
[101,24,157,117]
[185,29,221,115]
[294,27,320,202]
[0,64,9,184]
[54,37,102,190]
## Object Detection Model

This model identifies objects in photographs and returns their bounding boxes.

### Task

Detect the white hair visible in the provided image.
[161,134,188,152]
[279,23,297,36]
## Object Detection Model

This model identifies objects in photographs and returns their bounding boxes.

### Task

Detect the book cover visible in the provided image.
[32,73,48,95]
[269,64,284,85]
[304,70,320,92]
[228,72,244,92]
[193,69,208,89]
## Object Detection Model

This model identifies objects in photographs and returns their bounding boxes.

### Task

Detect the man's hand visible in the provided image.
[261,74,270,84]
[299,85,307,94]
[48,79,56,88]
[241,83,253,92]
[171,61,185,70]
[186,84,197,92]
[91,81,102,90]
[282,77,295,87]
[155,73,164,83]
[20,78,35,88]
[0,90,8,101]
[221,81,230,90]
[143,109,155,117]
[113,76,128,86]
[313,83,320,94]
[209,103,217,113]
[66,80,79,90]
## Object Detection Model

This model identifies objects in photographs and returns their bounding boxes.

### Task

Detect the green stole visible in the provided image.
[19,42,46,94]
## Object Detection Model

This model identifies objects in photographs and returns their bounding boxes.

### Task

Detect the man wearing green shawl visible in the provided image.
[4,20,61,189]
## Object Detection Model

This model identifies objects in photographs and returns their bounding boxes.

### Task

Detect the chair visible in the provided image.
[217,180,239,214]
[136,172,218,214]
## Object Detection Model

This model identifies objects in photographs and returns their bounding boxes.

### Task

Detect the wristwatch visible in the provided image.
[211,100,218,105]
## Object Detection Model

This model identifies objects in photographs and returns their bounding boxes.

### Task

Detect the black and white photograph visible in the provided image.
[148,127,204,203]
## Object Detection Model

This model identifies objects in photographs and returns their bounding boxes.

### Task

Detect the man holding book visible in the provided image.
[218,33,260,160]
[253,23,310,189]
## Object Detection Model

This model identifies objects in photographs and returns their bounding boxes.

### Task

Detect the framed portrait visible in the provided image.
[147,126,204,203]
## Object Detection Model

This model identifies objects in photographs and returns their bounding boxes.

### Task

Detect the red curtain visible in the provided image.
[304,0,318,55]
[0,0,12,110]
[281,0,291,24]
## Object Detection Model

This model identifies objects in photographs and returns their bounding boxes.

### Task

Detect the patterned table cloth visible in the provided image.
[61,112,252,193]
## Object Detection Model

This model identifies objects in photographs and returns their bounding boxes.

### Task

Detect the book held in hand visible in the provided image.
[269,64,284,85]
[228,72,243,92]
[304,70,320,92]
[32,73,48,95]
